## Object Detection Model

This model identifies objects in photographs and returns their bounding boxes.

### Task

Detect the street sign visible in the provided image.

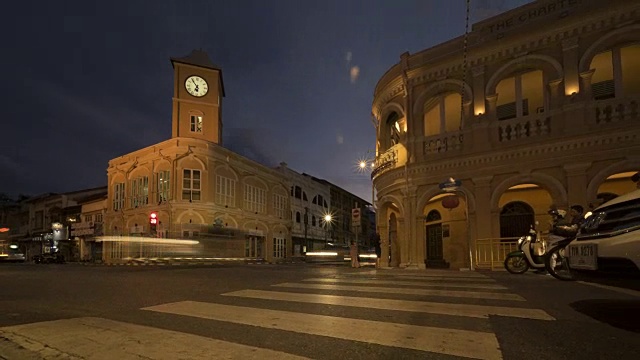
[439,178,461,192]
[351,208,361,224]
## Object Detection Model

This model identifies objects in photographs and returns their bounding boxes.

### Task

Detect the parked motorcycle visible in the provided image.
[504,224,549,274]
[544,210,581,281]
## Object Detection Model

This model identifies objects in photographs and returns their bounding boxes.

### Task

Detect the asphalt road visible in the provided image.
[0,262,638,360]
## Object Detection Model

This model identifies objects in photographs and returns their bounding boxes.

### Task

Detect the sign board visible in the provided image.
[351,208,361,225]
[439,178,461,192]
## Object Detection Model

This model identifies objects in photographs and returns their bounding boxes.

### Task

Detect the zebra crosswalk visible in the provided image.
[0,270,554,360]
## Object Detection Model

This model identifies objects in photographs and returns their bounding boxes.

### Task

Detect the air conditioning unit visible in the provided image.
[536,107,545,114]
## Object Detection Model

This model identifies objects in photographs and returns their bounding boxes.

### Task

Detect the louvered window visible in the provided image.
[592,80,615,100]
[497,99,529,120]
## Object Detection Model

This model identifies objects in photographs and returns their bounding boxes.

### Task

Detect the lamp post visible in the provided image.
[439,177,473,271]
[323,214,332,245]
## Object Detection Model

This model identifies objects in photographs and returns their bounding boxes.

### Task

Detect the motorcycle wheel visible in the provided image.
[545,246,575,281]
[504,255,529,274]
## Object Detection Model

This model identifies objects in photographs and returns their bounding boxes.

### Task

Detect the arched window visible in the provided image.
[500,201,535,239]
[425,210,442,223]
[496,70,543,120]
[591,44,640,100]
[387,112,400,146]
[423,93,462,136]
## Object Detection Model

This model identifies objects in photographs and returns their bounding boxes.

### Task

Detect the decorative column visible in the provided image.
[562,37,580,96]
[393,218,404,267]
[378,223,390,268]
[579,70,595,100]
[403,185,419,268]
[547,79,564,109]
[564,162,592,209]
[472,66,486,117]
[472,176,493,241]
[400,52,415,160]
[415,214,426,269]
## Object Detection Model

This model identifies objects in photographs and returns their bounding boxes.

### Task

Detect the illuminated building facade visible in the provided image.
[103,50,291,263]
[371,0,640,269]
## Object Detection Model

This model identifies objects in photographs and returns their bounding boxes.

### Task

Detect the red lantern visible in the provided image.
[441,195,460,209]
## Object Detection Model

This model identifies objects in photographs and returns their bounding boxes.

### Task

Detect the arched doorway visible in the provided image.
[500,201,535,239]
[425,210,449,268]
[388,213,399,267]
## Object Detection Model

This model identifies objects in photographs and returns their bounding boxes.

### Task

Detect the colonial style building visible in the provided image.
[275,163,332,256]
[310,176,374,247]
[371,0,640,269]
[6,186,107,260]
[103,50,291,263]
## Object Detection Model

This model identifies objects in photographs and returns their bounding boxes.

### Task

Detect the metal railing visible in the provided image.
[474,237,520,270]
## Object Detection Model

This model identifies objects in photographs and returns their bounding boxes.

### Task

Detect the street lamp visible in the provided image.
[323,213,333,245]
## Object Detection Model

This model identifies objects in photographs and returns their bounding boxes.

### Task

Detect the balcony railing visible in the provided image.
[371,148,397,179]
[497,114,550,142]
[593,96,640,124]
[423,133,464,155]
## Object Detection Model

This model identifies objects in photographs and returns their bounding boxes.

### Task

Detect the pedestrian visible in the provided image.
[350,241,360,268]
[374,236,382,269]
[569,204,585,226]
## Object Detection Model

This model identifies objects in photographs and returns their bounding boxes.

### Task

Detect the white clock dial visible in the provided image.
[185,75,209,97]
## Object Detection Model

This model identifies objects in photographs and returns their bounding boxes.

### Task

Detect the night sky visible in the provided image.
[1,0,530,201]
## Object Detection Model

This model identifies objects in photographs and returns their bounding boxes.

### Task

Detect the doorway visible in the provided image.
[425,210,449,268]
[245,236,264,259]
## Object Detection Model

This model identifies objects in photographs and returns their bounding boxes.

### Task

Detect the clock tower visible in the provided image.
[170,49,225,144]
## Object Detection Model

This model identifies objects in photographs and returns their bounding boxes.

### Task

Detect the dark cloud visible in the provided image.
[1,0,530,201]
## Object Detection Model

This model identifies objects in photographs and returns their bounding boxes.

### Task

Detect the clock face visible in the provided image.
[185,75,208,97]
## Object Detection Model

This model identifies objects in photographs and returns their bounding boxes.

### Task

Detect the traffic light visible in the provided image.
[149,212,158,234]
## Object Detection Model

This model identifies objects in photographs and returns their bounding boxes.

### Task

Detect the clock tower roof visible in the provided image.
[171,49,225,96]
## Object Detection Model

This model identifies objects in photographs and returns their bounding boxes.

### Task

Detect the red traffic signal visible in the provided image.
[149,212,158,225]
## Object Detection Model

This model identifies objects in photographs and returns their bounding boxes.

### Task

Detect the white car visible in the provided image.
[566,188,640,287]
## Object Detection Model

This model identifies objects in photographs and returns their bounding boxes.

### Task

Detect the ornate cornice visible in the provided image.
[375,131,638,185]
[372,6,639,112]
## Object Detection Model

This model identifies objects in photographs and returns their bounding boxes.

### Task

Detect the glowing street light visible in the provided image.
[323,213,333,244]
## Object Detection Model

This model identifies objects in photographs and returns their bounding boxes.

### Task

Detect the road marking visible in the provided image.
[143,301,503,359]
[223,289,554,320]
[272,282,525,301]
[577,281,640,298]
[345,274,497,282]
[303,277,507,290]
[355,270,491,278]
[0,317,309,359]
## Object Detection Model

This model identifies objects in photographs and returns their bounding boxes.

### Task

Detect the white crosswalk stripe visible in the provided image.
[222,289,555,320]
[0,317,311,360]
[301,277,508,289]
[272,282,526,301]
[142,300,503,359]
[0,270,554,360]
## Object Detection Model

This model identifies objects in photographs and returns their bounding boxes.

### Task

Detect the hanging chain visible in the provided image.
[460,0,471,130]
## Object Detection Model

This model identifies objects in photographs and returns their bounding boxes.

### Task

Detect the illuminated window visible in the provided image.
[496,70,543,120]
[216,175,236,206]
[113,182,125,211]
[273,237,286,258]
[182,169,201,201]
[190,115,203,133]
[387,112,400,146]
[423,93,462,136]
[130,176,149,208]
[244,184,266,213]
[156,170,170,203]
[273,193,287,218]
